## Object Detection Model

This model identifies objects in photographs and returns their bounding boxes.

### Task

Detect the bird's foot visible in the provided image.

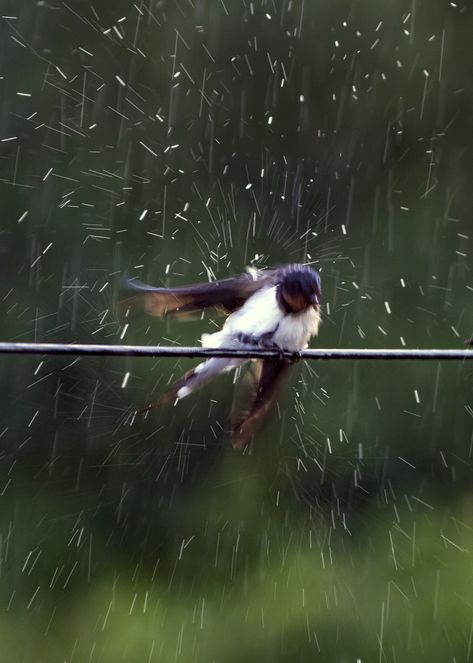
[258,337,285,361]
[271,345,288,362]
[277,347,286,362]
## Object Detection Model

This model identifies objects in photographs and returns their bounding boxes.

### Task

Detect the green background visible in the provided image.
[0,1,472,660]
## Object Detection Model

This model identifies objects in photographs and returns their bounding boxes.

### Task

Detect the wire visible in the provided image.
[0,342,471,361]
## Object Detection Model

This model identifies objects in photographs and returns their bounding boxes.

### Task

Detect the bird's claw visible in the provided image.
[262,343,299,363]
[272,347,292,363]
[265,343,285,362]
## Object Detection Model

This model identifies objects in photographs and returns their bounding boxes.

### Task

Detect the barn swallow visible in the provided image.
[122,264,321,448]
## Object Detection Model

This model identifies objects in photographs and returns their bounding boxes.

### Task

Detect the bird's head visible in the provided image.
[278,265,321,314]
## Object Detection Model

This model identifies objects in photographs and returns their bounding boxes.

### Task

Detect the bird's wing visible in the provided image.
[120,271,276,319]
[231,358,293,449]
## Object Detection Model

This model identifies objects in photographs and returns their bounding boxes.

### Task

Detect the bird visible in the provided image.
[121,264,322,448]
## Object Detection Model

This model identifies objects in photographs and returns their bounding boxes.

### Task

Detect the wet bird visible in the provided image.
[122,264,322,448]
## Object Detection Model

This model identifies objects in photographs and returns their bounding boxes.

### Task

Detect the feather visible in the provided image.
[120,272,275,319]
[156,357,246,406]
[231,358,293,449]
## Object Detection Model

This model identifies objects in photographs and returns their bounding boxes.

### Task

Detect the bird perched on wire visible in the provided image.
[121,264,322,448]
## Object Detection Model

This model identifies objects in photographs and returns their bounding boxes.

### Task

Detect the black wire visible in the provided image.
[0,342,471,361]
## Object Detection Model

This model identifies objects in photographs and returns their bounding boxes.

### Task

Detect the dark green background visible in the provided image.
[0,1,472,661]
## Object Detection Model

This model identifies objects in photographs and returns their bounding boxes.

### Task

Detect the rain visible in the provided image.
[0,1,472,660]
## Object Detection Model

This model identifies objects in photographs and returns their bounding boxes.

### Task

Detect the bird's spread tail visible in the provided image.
[149,357,245,409]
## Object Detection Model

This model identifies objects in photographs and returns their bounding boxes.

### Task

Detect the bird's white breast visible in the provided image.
[201,286,320,351]
[273,305,320,351]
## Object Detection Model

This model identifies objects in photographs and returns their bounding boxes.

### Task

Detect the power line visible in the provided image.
[0,342,471,361]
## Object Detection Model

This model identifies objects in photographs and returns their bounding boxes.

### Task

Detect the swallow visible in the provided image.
[121,264,322,448]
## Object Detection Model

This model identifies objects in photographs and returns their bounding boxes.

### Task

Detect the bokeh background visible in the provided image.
[0,1,472,660]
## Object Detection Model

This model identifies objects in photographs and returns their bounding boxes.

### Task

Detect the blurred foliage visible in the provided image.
[0,0,472,660]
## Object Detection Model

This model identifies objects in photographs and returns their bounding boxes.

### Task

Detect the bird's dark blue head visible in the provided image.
[278,265,321,313]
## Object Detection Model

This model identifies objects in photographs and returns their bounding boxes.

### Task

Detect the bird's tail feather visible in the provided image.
[151,357,245,409]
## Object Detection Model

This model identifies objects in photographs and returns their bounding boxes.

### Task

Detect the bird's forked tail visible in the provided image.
[143,357,245,411]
